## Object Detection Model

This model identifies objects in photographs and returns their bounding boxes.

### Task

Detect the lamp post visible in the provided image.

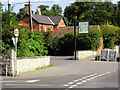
[74,18,77,60]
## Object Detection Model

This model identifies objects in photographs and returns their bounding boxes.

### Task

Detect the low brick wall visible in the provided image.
[10,56,50,76]
[76,50,96,60]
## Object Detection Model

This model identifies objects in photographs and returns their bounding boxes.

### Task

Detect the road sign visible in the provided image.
[100,50,108,61]
[14,28,19,37]
[78,21,89,33]
[109,51,116,61]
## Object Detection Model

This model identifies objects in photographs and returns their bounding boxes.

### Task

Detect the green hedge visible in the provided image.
[100,25,119,49]
[17,29,48,57]
[44,28,101,56]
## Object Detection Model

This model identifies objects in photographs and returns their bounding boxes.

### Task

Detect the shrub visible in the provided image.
[17,29,48,57]
[95,55,100,61]
[44,27,101,56]
[77,28,101,51]
[100,25,119,49]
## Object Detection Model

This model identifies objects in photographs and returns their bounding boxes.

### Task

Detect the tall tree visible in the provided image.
[111,1,120,27]
[50,4,62,16]
[17,4,34,20]
[17,7,27,20]
[38,5,49,15]
[64,2,117,26]
[2,8,18,51]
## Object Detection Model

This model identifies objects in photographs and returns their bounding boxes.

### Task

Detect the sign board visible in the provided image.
[109,51,116,61]
[100,50,108,61]
[78,21,89,33]
[14,29,19,37]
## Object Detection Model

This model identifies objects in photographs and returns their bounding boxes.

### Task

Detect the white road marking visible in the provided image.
[0,81,16,82]
[76,82,82,85]
[26,80,40,83]
[64,70,117,89]
[63,73,98,86]
[68,85,77,89]
[63,84,69,86]
[6,83,53,87]
[81,80,87,83]
[68,82,74,85]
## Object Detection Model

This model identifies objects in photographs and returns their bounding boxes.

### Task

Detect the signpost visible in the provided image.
[109,51,117,62]
[100,50,108,61]
[12,28,19,76]
[78,20,89,33]
[75,20,89,60]
[100,50,117,62]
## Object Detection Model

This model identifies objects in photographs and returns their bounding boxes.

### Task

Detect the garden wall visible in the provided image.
[76,50,96,60]
[10,56,50,76]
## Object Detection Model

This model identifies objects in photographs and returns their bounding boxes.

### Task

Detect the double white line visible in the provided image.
[63,70,116,90]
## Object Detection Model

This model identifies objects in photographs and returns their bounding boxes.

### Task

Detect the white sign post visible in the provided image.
[12,28,19,76]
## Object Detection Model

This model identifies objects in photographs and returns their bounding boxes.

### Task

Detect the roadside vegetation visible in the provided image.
[1,1,120,57]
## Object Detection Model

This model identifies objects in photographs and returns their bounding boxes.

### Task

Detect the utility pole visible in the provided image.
[8,0,12,25]
[28,0,33,31]
[8,0,11,12]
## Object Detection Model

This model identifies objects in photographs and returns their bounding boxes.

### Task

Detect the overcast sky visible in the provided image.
[1,0,119,13]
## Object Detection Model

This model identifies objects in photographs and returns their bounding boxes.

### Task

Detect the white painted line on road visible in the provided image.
[26,80,40,83]
[68,85,77,89]
[80,73,98,80]
[76,82,82,85]
[73,80,79,82]
[63,73,97,87]
[0,81,17,83]
[6,83,53,87]
[81,80,87,83]
[63,84,69,87]
[68,82,74,85]
[64,71,116,89]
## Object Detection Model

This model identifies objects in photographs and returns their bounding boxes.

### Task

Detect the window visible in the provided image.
[44,25,46,32]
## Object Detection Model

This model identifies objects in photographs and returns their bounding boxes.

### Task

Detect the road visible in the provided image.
[0,56,119,90]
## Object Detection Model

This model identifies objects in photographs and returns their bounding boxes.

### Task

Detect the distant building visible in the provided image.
[18,12,66,32]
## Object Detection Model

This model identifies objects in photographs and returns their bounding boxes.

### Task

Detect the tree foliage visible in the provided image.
[111,1,120,27]
[100,25,119,49]
[50,4,62,16]
[2,9,48,57]
[37,5,50,16]
[64,2,118,26]
[17,7,27,20]
[18,29,48,57]
[2,10,18,51]
[38,4,62,16]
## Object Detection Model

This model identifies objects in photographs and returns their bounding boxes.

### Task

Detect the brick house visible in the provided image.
[18,13,66,32]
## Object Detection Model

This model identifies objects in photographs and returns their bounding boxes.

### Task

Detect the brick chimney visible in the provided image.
[24,4,29,13]
[35,7,41,15]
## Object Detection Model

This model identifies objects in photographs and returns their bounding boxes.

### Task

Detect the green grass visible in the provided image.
[36,63,54,70]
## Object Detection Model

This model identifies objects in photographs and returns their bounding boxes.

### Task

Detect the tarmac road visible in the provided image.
[0,56,119,90]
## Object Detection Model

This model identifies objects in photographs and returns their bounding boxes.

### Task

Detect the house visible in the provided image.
[18,13,66,32]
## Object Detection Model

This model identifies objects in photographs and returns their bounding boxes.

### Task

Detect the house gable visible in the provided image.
[57,18,66,27]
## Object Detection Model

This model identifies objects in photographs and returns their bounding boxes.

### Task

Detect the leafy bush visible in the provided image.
[17,29,48,57]
[44,28,101,56]
[77,28,101,51]
[100,25,119,49]
[58,33,74,56]
[95,55,100,61]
